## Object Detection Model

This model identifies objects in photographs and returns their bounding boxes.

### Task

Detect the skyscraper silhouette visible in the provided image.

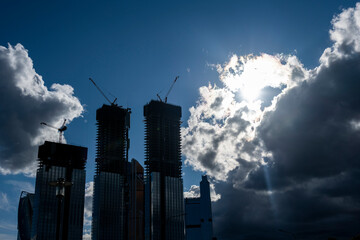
[185,175,214,240]
[128,159,145,240]
[144,100,184,240]
[17,191,34,240]
[92,104,131,240]
[31,141,87,240]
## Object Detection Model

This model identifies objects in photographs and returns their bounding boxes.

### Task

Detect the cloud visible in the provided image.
[82,181,93,240]
[83,233,91,240]
[0,44,83,176]
[209,183,221,202]
[184,185,200,198]
[182,54,307,181]
[183,3,360,239]
[84,181,93,227]
[184,182,221,202]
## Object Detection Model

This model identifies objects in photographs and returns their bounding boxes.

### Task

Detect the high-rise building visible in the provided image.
[184,176,214,240]
[92,104,131,240]
[31,141,87,240]
[144,100,184,240]
[128,159,145,240]
[17,191,34,240]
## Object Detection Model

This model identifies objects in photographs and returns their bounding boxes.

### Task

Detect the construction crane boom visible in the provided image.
[164,76,179,103]
[89,77,117,105]
[41,119,67,143]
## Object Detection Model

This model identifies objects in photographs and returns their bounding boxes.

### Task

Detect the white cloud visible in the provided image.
[182,53,307,181]
[330,3,360,52]
[83,233,91,240]
[84,181,93,227]
[184,183,221,202]
[184,185,200,198]
[209,183,221,202]
[0,43,84,176]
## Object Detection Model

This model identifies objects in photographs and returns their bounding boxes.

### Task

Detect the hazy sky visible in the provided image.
[1,1,360,239]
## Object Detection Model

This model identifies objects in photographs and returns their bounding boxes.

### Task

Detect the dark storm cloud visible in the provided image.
[251,54,360,189]
[0,44,83,175]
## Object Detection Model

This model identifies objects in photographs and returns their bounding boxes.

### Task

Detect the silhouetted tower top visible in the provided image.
[144,100,182,178]
[96,104,131,175]
[38,141,87,170]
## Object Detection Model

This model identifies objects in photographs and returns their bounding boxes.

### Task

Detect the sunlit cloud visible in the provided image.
[182,53,307,181]
[84,181,93,227]
[0,44,84,176]
[216,54,305,102]
[184,183,221,202]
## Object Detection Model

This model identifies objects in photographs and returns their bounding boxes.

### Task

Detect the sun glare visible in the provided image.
[218,54,292,102]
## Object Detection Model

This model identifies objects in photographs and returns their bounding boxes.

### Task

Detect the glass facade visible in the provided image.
[92,104,131,240]
[128,159,145,240]
[17,191,34,240]
[144,101,185,240]
[92,172,126,240]
[31,141,87,240]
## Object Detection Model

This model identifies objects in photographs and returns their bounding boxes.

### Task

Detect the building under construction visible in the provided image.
[91,104,131,240]
[144,100,184,240]
[31,141,87,240]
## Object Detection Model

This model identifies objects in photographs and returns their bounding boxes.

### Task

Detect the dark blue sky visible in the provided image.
[1,0,351,179]
[1,1,360,239]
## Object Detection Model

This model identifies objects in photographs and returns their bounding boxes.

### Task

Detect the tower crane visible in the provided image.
[89,77,117,106]
[40,119,67,143]
[157,76,179,103]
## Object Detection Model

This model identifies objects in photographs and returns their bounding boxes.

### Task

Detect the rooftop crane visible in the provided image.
[40,119,67,143]
[89,77,117,106]
[157,76,179,103]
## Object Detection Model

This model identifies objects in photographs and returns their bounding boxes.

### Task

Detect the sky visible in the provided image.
[1,0,360,239]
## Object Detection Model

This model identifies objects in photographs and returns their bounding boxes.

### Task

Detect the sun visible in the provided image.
[219,54,292,103]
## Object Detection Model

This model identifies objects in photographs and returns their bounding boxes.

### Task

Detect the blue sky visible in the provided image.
[1,1,360,239]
